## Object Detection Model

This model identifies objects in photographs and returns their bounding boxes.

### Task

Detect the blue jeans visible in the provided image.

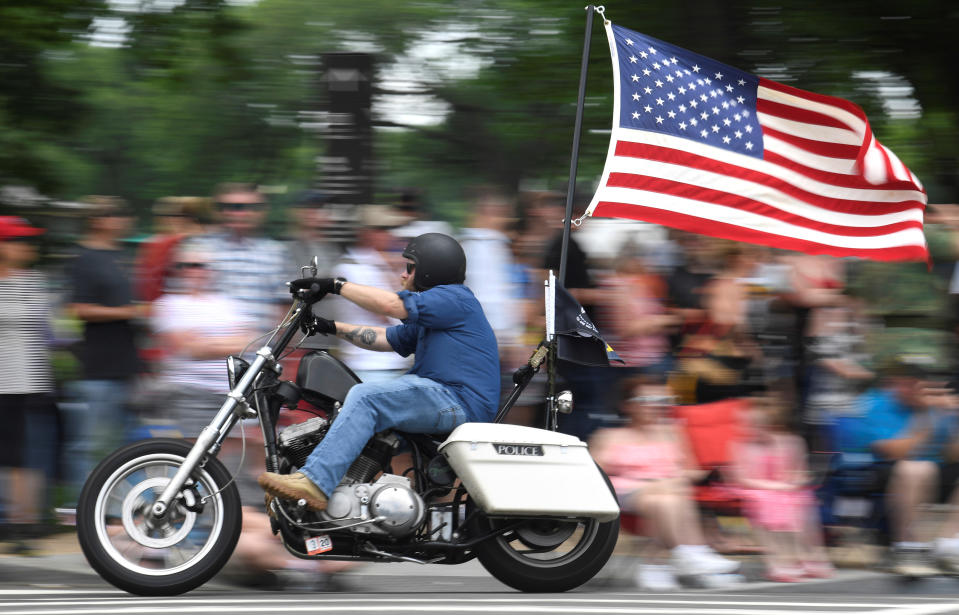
[62,379,132,501]
[300,374,468,495]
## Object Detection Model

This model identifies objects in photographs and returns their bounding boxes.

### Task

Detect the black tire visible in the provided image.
[472,513,619,592]
[77,439,242,596]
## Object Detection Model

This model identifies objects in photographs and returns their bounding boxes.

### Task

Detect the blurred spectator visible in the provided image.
[596,238,678,404]
[331,205,411,382]
[185,183,290,334]
[0,216,54,547]
[591,376,740,590]
[837,356,959,575]
[460,186,524,371]
[728,391,833,582]
[148,247,253,437]
[390,188,452,243]
[674,241,761,404]
[135,196,213,302]
[286,190,341,276]
[64,196,142,502]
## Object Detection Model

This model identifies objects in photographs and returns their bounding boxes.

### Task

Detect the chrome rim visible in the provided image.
[493,518,599,568]
[93,453,224,576]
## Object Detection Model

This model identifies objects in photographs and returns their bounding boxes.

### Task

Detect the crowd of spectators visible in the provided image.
[3,186,959,588]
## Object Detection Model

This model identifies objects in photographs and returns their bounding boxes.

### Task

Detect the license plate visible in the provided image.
[494,443,544,456]
[305,534,333,555]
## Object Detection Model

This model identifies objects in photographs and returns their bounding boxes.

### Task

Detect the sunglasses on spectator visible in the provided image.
[177,261,208,270]
[217,201,265,211]
[405,262,415,274]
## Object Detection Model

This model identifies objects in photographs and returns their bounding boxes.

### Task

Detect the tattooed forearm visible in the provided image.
[343,326,378,348]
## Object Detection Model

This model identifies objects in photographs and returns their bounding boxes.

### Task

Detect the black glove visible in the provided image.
[301,315,336,336]
[289,277,335,296]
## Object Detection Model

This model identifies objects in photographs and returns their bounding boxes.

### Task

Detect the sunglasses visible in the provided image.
[217,201,265,211]
[405,262,415,274]
[177,261,207,270]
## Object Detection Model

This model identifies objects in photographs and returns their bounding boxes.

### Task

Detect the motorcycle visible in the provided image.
[76,264,620,596]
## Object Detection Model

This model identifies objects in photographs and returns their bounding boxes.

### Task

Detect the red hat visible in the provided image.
[0,216,44,241]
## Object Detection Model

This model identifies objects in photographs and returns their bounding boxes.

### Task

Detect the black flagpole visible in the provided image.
[559,5,596,286]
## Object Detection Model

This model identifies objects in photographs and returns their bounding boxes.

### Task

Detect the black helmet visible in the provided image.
[402,233,467,290]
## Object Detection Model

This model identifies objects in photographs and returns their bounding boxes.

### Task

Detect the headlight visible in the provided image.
[556,390,574,414]
[226,355,250,390]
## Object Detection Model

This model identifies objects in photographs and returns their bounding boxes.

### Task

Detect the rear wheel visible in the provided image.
[472,513,619,592]
[77,439,242,596]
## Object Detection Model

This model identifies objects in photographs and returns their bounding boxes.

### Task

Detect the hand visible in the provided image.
[302,315,336,336]
[289,277,336,296]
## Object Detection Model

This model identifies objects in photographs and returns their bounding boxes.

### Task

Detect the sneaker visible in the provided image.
[635,564,680,591]
[892,545,939,577]
[933,538,959,574]
[671,545,741,576]
[257,472,328,512]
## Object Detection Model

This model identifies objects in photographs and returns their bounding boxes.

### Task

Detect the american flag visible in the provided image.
[585,23,928,262]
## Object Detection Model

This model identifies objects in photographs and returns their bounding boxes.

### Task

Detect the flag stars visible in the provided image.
[723,118,731,126]
[737,96,745,104]
[644,86,653,95]
[668,110,676,118]
[625,38,634,46]
[722,101,730,109]
[725,84,734,92]
[692,64,701,72]
[644,104,653,113]
[655,115,664,124]
[689,100,698,108]
[738,79,746,86]
[629,55,638,64]
[734,113,742,121]
[729,100,738,107]
[715,72,723,80]
[667,92,676,101]
[643,68,652,76]
[649,46,657,54]
[678,104,687,112]
[640,51,648,59]
[712,106,720,115]
[688,82,697,90]
[684,69,691,76]
[700,129,709,138]
[656,97,665,105]
[655,79,664,88]
[666,74,675,83]
[652,62,661,70]
[704,77,712,85]
[631,74,640,82]
[632,111,640,119]
[709,90,718,98]
[745,141,754,150]
[700,94,708,102]
[700,111,709,120]
[722,135,731,144]
[690,118,698,126]
[675,70,684,78]
[742,110,751,117]
[679,121,688,130]
[734,130,743,138]
[678,86,687,94]
[711,124,720,133]
[670,57,678,64]
[745,125,753,133]
[632,92,640,101]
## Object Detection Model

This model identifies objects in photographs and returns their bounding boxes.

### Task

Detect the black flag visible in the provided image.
[554,285,624,367]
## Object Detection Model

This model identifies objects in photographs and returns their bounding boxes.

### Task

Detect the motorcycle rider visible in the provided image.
[258,232,500,511]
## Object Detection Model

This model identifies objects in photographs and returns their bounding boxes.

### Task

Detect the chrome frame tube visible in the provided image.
[151,348,272,517]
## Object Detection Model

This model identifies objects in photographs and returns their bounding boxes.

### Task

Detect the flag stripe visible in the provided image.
[755,98,855,134]
[591,200,928,261]
[758,79,868,134]
[605,173,923,237]
[604,157,922,225]
[756,112,862,147]
[613,138,922,212]
[759,124,861,159]
[763,134,859,175]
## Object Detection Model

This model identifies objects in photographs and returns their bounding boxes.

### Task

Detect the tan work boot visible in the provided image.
[257,472,328,512]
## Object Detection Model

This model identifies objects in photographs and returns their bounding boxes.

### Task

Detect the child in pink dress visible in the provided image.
[729,393,834,581]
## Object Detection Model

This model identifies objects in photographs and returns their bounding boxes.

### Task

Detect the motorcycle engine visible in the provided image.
[277,416,330,469]
[323,474,426,538]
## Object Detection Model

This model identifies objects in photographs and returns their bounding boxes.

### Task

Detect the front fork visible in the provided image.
[150,347,273,518]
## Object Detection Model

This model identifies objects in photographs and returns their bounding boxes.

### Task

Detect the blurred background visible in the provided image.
[3,0,959,590]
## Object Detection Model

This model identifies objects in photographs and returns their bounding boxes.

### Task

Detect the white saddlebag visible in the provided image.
[438,423,620,522]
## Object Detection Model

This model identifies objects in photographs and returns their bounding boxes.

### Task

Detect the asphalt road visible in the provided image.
[2,548,959,615]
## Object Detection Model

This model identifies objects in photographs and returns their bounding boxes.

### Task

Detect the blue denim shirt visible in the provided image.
[385,285,500,422]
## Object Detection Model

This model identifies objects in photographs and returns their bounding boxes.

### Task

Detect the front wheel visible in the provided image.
[472,513,619,592]
[77,439,242,596]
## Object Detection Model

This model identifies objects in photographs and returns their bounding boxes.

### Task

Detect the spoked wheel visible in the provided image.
[77,439,241,596]
[472,513,619,592]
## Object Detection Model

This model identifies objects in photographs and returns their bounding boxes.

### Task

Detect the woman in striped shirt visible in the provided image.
[0,216,53,547]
